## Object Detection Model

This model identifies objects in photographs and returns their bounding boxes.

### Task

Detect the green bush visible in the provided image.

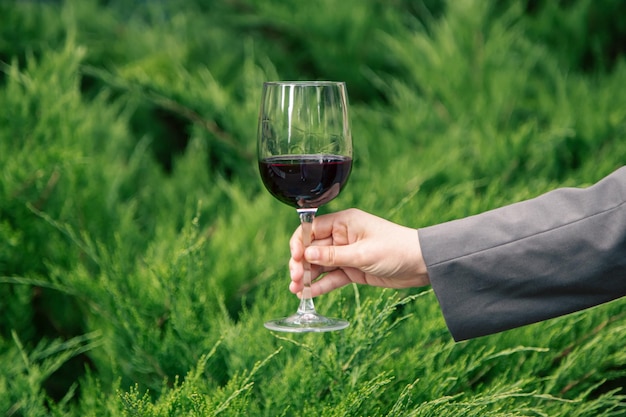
[1,0,625,415]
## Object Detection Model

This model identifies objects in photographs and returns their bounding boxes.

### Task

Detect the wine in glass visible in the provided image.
[257,81,353,332]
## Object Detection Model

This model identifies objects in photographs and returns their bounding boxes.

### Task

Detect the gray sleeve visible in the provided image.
[419,166,626,341]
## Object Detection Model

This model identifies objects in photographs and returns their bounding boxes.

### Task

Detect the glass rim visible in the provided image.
[263,80,345,87]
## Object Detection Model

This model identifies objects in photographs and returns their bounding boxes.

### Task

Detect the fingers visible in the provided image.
[289,258,326,292]
[288,209,367,297]
[304,244,363,270]
[309,211,338,241]
[290,209,360,260]
[290,269,353,298]
[311,270,353,296]
[289,225,304,260]
[289,212,342,256]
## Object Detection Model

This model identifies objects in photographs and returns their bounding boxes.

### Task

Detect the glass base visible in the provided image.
[264,312,349,333]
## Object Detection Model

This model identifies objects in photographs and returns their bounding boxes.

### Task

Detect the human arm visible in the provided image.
[421,166,626,340]
[289,167,626,341]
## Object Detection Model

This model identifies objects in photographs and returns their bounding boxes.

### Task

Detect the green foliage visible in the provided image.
[1,0,625,415]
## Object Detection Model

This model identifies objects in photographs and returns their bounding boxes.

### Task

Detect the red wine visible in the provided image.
[259,155,352,208]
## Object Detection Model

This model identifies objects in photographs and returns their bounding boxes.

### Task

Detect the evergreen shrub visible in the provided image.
[1,0,625,415]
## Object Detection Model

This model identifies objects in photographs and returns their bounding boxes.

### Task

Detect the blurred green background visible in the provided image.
[1,0,625,415]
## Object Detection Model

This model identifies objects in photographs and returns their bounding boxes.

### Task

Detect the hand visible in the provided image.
[289,208,430,297]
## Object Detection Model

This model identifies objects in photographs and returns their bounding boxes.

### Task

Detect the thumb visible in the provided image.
[305,245,358,269]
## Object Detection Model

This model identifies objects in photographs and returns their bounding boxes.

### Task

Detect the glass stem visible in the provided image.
[297,208,318,315]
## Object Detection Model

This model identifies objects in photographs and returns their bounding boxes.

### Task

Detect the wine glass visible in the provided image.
[257,81,353,332]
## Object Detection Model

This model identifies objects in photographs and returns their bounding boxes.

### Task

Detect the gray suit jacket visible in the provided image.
[419,166,626,341]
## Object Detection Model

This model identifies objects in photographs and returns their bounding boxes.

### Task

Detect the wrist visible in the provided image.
[415,229,431,286]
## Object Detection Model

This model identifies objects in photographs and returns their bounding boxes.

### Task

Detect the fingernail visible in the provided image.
[305,247,319,261]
